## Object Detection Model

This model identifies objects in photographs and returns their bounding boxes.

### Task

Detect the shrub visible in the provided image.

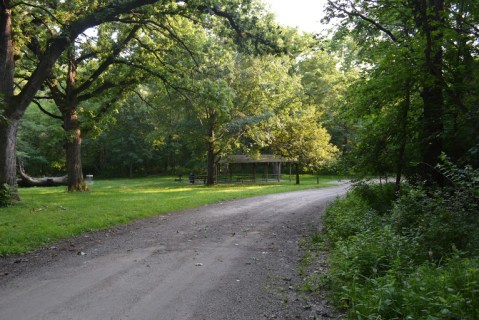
[342,256,479,319]
[0,183,12,207]
[322,164,479,319]
[392,185,479,260]
[327,226,419,311]
[398,257,479,319]
[351,181,398,213]
[323,192,381,243]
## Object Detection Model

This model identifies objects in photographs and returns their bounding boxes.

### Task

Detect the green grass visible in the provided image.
[0,175,342,256]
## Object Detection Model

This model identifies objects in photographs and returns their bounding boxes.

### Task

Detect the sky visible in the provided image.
[262,0,329,34]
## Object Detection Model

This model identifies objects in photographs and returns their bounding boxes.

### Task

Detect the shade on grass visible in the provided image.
[0,175,342,256]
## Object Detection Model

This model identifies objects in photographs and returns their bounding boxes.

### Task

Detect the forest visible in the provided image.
[1,0,479,318]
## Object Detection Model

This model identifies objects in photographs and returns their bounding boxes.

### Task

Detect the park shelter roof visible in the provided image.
[218,154,286,164]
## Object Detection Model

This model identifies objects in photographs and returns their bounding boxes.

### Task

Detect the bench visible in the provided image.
[194,175,207,184]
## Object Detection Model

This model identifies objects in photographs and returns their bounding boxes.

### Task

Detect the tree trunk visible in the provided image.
[206,124,216,186]
[0,120,19,201]
[395,80,411,191]
[64,49,86,192]
[64,108,86,191]
[17,162,67,187]
[0,4,19,202]
[413,0,445,185]
[295,163,300,185]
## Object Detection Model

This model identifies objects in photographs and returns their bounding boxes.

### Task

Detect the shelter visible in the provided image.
[216,154,290,183]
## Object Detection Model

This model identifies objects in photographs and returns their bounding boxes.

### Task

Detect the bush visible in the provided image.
[392,183,479,260]
[323,193,379,243]
[329,226,418,283]
[0,183,12,207]
[399,257,479,319]
[322,164,479,319]
[351,181,398,213]
[339,256,479,319]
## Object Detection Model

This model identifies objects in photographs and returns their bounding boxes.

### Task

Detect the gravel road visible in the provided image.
[0,183,349,320]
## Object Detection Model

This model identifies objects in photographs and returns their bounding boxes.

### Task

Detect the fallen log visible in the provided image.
[17,162,68,188]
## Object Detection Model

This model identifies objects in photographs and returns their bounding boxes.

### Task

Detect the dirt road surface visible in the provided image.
[0,184,349,320]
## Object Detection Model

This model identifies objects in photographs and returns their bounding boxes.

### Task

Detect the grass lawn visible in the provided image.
[0,175,344,256]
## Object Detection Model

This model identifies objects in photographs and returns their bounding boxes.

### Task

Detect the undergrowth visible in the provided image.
[320,161,479,319]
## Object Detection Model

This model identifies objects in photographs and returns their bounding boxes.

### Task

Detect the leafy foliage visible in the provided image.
[322,163,479,319]
[0,183,12,207]
[17,104,66,176]
[324,0,479,184]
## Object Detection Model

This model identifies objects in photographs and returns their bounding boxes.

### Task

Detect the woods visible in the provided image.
[1,0,313,199]
[2,0,340,197]
[1,0,479,317]
[3,0,477,197]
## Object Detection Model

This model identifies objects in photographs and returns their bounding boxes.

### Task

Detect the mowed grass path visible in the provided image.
[0,175,342,256]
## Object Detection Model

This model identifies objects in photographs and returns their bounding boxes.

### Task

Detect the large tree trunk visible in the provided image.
[0,120,19,201]
[64,109,86,191]
[0,4,19,202]
[64,50,86,192]
[414,0,445,185]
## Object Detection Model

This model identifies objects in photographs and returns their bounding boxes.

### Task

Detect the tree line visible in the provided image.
[1,0,341,203]
[2,0,478,204]
[323,0,479,187]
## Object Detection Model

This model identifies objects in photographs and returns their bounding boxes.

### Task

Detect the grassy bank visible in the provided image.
[0,175,342,256]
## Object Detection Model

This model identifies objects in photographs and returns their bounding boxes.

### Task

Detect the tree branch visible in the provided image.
[132,89,157,109]
[75,24,141,94]
[328,0,399,42]
[12,1,63,25]
[143,17,200,67]
[113,59,194,98]
[78,76,145,102]
[14,0,159,118]
[75,51,99,64]
[31,99,63,120]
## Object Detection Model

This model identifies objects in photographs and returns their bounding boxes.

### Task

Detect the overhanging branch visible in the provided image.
[32,99,63,120]
[75,24,141,94]
[328,1,399,42]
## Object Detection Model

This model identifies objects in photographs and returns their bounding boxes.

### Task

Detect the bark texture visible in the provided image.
[0,5,18,200]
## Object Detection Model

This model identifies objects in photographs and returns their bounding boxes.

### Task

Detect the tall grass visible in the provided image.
[0,175,341,256]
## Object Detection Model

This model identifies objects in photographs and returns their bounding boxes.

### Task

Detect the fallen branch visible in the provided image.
[17,162,67,187]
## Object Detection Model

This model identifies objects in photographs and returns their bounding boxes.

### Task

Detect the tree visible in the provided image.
[40,25,142,191]
[0,0,291,202]
[298,46,358,155]
[125,18,309,185]
[324,0,479,184]
[262,106,338,184]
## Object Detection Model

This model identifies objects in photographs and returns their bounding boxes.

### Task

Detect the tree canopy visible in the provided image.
[0,0,304,200]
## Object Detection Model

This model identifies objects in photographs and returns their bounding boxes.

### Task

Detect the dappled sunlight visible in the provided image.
[133,187,197,194]
[1,176,342,255]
